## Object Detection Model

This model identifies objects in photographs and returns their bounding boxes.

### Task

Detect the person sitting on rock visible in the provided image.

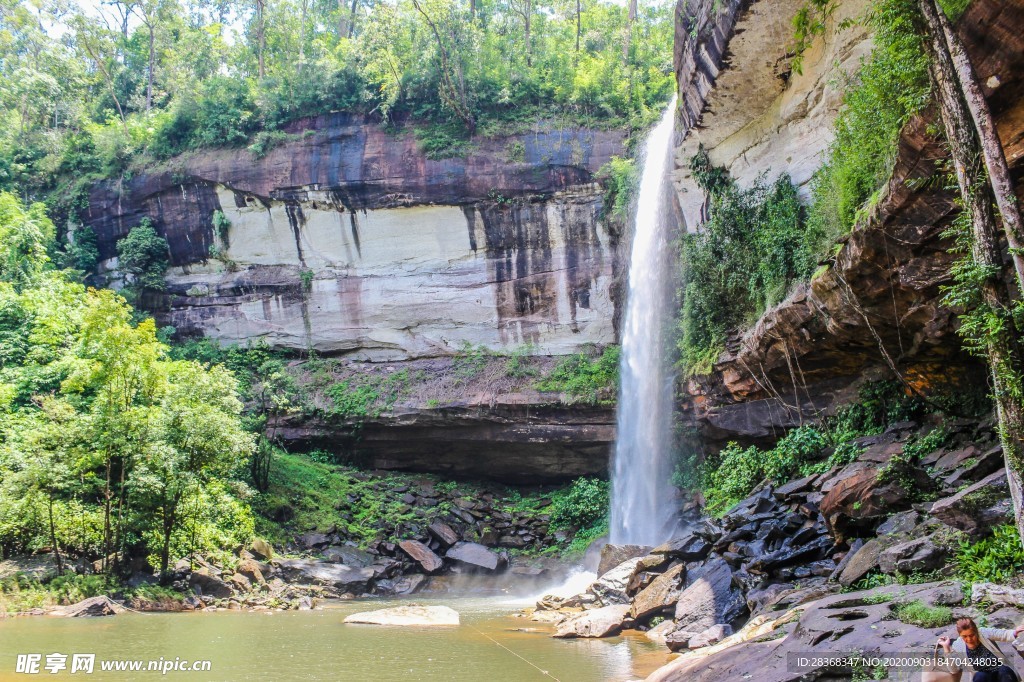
[937,617,1024,682]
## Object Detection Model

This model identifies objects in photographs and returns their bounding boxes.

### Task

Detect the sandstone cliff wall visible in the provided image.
[673,0,1024,444]
[84,117,628,360]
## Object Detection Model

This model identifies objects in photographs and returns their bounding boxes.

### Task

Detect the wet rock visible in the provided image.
[878,537,944,575]
[597,544,650,577]
[645,618,676,645]
[930,470,1012,535]
[322,546,375,567]
[687,624,732,649]
[745,535,833,573]
[57,595,126,617]
[774,474,818,499]
[746,583,795,615]
[671,557,746,635]
[344,605,460,626]
[652,534,711,562]
[631,564,686,620]
[275,559,376,591]
[427,522,460,548]
[445,542,504,572]
[553,604,630,638]
[398,540,444,574]
[590,557,643,605]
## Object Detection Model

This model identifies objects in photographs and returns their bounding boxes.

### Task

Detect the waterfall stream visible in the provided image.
[609,96,680,547]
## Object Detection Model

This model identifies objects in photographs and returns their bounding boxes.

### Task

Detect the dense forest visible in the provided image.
[0,0,673,207]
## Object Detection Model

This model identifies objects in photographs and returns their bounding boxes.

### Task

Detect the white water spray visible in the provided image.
[609,96,679,547]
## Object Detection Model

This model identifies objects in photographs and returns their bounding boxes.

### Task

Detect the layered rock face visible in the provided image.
[84,117,627,359]
[673,0,1024,444]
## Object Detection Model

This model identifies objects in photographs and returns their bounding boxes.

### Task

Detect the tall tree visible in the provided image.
[916,0,1024,547]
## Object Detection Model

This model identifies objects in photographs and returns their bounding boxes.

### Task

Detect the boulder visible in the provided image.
[645,618,677,645]
[876,510,921,536]
[251,538,274,561]
[930,470,1012,535]
[652,534,712,562]
[393,574,427,595]
[399,540,444,574]
[188,568,234,599]
[275,559,376,591]
[298,532,331,549]
[57,595,126,617]
[838,538,888,587]
[445,542,504,572]
[427,521,460,548]
[322,546,375,567]
[820,468,924,537]
[745,535,833,573]
[687,624,733,649]
[878,537,944,575]
[590,557,643,605]
[597,544,650,577]
[971,583,1024,608]
[746,583,795,615]
[553,604,630,638]
[344,605,460,626]
[672,557,746,635]
[235,558,266,586]
[631,563,686,620]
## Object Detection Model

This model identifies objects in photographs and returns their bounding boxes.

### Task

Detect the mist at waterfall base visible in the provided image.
[609,96,681,548]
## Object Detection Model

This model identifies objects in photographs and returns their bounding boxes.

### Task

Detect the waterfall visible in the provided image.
[609,96,679,547]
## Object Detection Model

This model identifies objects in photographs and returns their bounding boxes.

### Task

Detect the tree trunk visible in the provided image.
[931,0,1024,291]
[299,0,308,63]
[348,0,358,38]
[147,23,154,110]
[48,493,64,577]
[524,0,532,67]
[623,0,637,61]
[918,0,1024,548]
[576,0,582,58]
[102,454,112,574]
[256,0,266,78]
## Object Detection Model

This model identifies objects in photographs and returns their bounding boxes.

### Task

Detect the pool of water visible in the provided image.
[0,597,669,681]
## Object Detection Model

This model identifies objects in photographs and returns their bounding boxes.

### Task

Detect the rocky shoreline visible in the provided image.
[525,417,1024,680]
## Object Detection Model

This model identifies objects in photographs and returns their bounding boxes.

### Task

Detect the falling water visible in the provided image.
[609,96,679,547]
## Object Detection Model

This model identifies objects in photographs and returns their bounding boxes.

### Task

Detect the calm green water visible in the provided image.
[0,598,667,681]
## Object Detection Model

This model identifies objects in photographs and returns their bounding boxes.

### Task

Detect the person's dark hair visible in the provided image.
[956,618,978,633]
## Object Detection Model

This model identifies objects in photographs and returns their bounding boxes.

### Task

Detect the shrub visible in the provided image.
[551,477,609,533]
[598,156,638,221]
[535,345,619,405]
[957,525,1024,585]
[678,153,809,376]
[116,219,169,292]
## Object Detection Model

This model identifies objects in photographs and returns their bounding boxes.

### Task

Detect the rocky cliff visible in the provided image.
[83,117,628,360]
[673,0,1024,444]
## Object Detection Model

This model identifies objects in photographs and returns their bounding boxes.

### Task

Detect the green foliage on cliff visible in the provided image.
[116,219,170,303]
[0,193,255,575]
[550,477,610,553]
[692,381,923,515]
[599,156,639,220]
[536,345,620,405]
[678,152,811,376]
[803,0,930,261]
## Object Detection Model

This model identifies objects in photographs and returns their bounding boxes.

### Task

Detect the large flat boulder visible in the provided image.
[344,605,460,626]
[445,542,504,572]
[590,557,643,605]
[930,470,1012,535]
[877,537,944,575]
[399,540,444,574]
[275,558,375,591]
[553,604,630,638]
[669,557,745,645]
[55,596,126,617]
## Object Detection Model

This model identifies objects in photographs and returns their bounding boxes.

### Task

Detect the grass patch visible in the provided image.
[891,600,951,628]
[535,345,619,405]
[957,524,1024,586]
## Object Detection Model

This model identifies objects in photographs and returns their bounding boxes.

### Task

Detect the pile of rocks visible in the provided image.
[531,419,1018,667]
